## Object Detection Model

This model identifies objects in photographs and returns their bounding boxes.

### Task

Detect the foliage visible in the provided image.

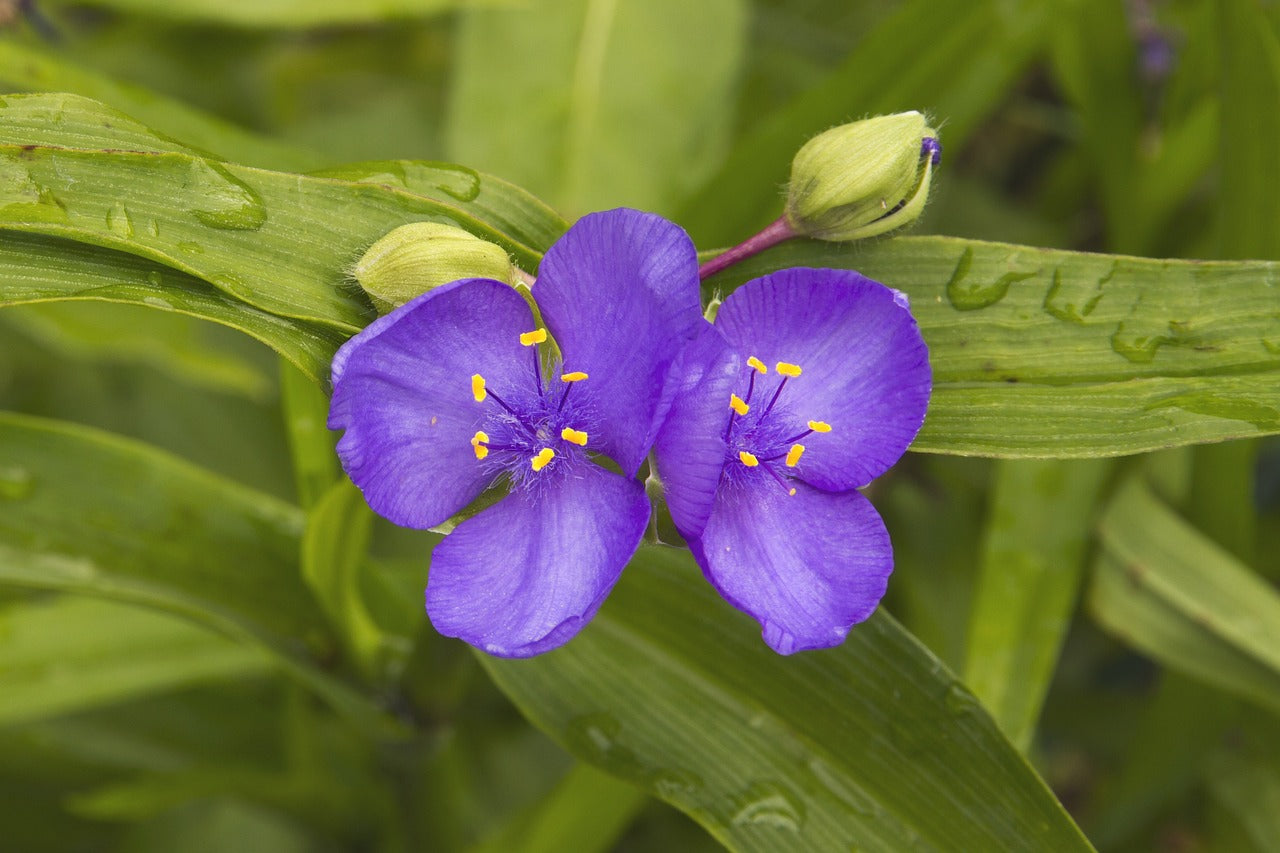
[1,1,1278,850]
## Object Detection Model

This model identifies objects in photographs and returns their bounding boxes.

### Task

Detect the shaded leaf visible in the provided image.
[483,547,1092,852]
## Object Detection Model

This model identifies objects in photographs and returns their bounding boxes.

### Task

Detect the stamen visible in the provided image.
[729,394,750,416]
[738,451,759,467]
[747,356,768,374]
[560,427,588,446]
[557,371,587,411]
[760,461,797,496]
[531,447,555,472]
[519,328,547,346]
[471,430,489,460]
[471,374,487,402]
[776,362,803,377]
[785,444,805,467]
[808,420,831,433]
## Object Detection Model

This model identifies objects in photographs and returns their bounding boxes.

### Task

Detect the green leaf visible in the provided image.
[0,231,345,382]
[300,479,384,680]
[0,93,564,331]
[0,412,394,731]
[279,359,339,508]
[1089,477,1280,715]
[482,547,1092,852]
[1,301,273,400]
[467,763,648,853]
[705,236,1280,456]
[0,596,272,727]
[679,0,1050,246]
[47,0,484,28]
[963,458,1112,751]
[445,0,747,217]
[1217,0,1280,259]
[0,41,324,172]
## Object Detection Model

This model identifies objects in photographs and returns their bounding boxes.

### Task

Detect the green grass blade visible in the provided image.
[963,458,1112,751]
[482,546,1093,853]
[1089,478,1280,714]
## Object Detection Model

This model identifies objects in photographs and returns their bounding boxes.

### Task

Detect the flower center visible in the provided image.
[724,356,832,496]
[466,326,593,481]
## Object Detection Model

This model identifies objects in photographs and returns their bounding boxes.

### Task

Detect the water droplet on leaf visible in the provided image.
[0,465,35,500]
[730,781,805,831]
[187,160,267,231]
[105,202,134,238]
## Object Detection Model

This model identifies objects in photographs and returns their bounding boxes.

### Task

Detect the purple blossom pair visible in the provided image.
[329,209,930,657]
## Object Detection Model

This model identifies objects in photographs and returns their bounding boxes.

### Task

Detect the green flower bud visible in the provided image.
[784,112,939,242]
[353,222,518,313]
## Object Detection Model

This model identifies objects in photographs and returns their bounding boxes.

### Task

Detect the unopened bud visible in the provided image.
[353,222,517,312]
[784,112,940,242]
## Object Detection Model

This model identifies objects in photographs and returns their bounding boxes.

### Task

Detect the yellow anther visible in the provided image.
[561,371,589,382]
[729,394,750,415]
[531,447,555,471]
[747,356,768,374]
[807,420,832,433]
[471,430,490,460]
[738,451,759,467]
[776,362,803,377]
[788,488,797,496]
[473,445,489,460]
[520,328,548,346]
[561,427,588,446]
[785,444,806,467]
[471,374,487,402]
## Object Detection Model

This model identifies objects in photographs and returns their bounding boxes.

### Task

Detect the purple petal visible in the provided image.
[425,462,650,657]
[691,481,892,655]
[329,278,534,529]
[714,267,930,491]
[534,208,702,476]
[653,322,740,539]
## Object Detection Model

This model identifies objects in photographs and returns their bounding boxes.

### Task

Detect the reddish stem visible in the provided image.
[697,216,797,281]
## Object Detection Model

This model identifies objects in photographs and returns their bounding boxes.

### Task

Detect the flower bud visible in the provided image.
[353,222,518,312]
[784,112,940,242]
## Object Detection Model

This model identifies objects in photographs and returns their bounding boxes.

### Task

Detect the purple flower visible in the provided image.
[655,268,931,654]
[328,209,702,657]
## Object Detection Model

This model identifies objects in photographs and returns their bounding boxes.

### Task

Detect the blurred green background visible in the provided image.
[2,0,1279,851]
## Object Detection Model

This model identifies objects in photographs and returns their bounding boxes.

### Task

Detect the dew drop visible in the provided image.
[208,272,253,303]
[187,159,267,231]
[563,712,646,779]
[1043,264,1111,323]
[648,767,704,799]
[0,155,68,223]
[146,270,164,288]
[1110,323,1172,363]
[105,202,134,239]
[0,465,35,500]
[141,296,175,311]
[944,248,1035,311]
[403,161,482,202]
[730,781,805,832]
[808,759,881,819]
[943,682,982,717]
[176,241,205,255]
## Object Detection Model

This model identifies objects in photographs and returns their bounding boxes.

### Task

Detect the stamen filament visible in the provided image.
[482,386,520,418]
[762,377,789,417]
[761,462,797,496]
[557,371,587,411]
